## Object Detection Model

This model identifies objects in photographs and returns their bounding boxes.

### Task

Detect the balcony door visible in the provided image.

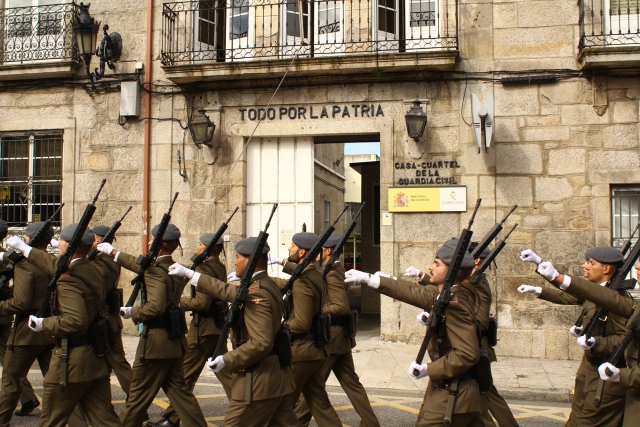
[194,0,225,61]
[605,0,640,43]
[225,0,255,60]
[315,0,344,55]
[373,0,399,52]
[404,0,439,51]
[280,0,310,57]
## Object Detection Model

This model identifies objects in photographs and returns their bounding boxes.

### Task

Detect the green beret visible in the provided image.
[60,223,95,246]
[235,237,270,256]
[436,238,475,268]
[0,220,7,234]
[92,225,110,237]
[24,222,54,243]
[323,233,342,249]
[585,247,623,264]
[292,232,318,250]
[151,223,181,241]
[200,233,223,247]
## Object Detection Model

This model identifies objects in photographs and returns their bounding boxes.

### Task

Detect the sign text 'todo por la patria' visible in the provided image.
[239,104,385,121]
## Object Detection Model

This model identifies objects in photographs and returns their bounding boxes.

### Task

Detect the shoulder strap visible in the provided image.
[98,257,119,277]
[69,273,103,323]
[304,275,324,315]
[260,282,286,314]
[152,264,179,311]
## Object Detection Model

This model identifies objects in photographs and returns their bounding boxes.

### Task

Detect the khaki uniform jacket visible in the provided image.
[0,247,13,327]
[0,259,55,346]
[26,249,110,383]
[181,257,226,340]
[377,277,488,414]
[273,264,327,362]
[321,262,354,354]
[117,253,188,360]
[92,253,123,334]
[195,271,296,401]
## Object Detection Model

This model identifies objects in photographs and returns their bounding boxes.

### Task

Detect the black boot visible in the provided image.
[146,418,179,427]
[14,398,40,416]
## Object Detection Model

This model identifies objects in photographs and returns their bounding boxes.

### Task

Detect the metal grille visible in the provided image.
[0,132,63,229]
[161,0,458,64]
[611,186,640,248]
[580,0,640,48]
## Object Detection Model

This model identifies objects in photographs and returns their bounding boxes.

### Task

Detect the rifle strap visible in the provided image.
[304,275,324,316]
[59,336,68,392]
[70,273,103,325]
[443,376,460,427]
[97,257,119,278]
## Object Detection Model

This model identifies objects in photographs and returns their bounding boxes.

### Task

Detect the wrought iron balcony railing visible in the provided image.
[161,0,458,65]
[580,0,640,48]
[0,2,78,64]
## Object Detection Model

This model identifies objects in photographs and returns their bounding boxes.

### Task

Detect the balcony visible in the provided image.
[161,0,458,85]
[0,2,79,80]
[579,0,640,69]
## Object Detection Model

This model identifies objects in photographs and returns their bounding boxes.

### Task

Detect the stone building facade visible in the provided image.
[1,0,639,358]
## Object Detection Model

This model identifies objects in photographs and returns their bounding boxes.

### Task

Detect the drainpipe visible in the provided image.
[142,0,153,253]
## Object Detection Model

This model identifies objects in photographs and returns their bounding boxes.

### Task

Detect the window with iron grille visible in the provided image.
[0,131,63,229]
[611,185,640,249]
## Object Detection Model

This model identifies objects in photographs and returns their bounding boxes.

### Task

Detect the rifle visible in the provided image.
[34,180,105,322]
[413,199,482,382]
[87,206,132,262]
[322,203,364,279]
[188,206,238,348]
[212,203,278,361]
[470,205,517,260]
[124,192,178,308]
[0,203,64,290]
[619,220,640,257]
[281,205,349,309]
[469,224,518,285]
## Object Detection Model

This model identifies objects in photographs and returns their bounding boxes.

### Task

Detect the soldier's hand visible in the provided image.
[267,254,284,266]
[120,307,132,319]
[416,311,430,326]
[537,261,559,281]
[408,362,428,379]
[7,236,31,257]
[569,325,583,337]
[207,355,225,373]
[227,272,240,282]
[374,271,397,280]
[404,266,421,277]
[168,263,194,279]
[598,363,620,382]
[520,249,541,265]
[517,284,542,295]
[345,269,371,284]
[28,315,43,332]
[97,242,116,256]
[49,239,59,248]
[577,335,596,351]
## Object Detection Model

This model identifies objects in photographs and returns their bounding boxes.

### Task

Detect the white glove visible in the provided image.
[517,284,542,295]
[49,239,59,248]
[537,261,559,281]
[28,315,43,332]
[598,363,620,382]
[416,311,430,326]
[7,236,31,257]
[345,269,371,284]
[97,242,115,256]
[120,307,132,319]
[268,254,283,265]
[408,362,428,379]
[520,249,542,265]
[577,335,596,351]
[404,266,421,277]
[569,325,583,337]
[227,272,240,282]
[207,355,225,372]
[375,271,390,278]
[168,263,194,279]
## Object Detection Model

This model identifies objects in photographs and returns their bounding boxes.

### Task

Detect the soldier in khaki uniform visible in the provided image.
[519,247,628,427]
[278,233,380,427]
[0,223,56,426]
[346,238,489,426]
[98,224,207,427]
[0,220,40,417]
[167,237,298,426]
[270,232,342,427]
[147,232,233,427]
[12,224,121,427]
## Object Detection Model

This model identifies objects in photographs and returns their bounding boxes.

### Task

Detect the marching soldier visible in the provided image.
[273,233,380,427]
[519,247,627,427]
[270,232,342,426]
[166,237,298,426]
[97,224,207,427]
[346,238,489,426]
[10,224,121,427]
[0,220,40,417]
[91,225,133,397]
[0,223,56,426]
[147,232,233,427]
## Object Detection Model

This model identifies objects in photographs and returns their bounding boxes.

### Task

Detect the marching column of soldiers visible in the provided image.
[0,194,639,427]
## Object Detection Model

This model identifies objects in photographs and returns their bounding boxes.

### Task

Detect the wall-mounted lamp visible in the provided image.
[94,24,122,81]
[405,100,428,141]
[334,156,343,167]
[187,109,216,146]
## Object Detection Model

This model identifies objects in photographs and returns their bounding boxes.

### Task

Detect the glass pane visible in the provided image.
[410,1,435,27]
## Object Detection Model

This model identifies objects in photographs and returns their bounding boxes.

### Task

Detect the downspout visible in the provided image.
[142,0,153,252]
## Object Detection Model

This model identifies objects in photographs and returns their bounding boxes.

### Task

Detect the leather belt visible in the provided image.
[330,316,348,327]
[66,335,91,349]
[587,355,603,366]
[148,316,169,329]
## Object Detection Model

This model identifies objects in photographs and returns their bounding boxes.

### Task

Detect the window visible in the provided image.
[324,200,331,229]
[0,132,62,228]
[225,0,254,60]
[607,0,640,35]
[611,186,640,249]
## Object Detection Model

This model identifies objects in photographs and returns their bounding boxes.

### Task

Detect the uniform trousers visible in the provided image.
[224,393,299,427]
[162,333,233,424]
[0,326,37,405]
[290,359,342,427]
[416,410,485,427]
[119,357,207,427]
[38,377,121,427]
[0,344,53,426]
[478,385,518,427]
[622,389,640,427]
[295,352,380,427]
[575,384,624,427]
[566,372,586,427]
